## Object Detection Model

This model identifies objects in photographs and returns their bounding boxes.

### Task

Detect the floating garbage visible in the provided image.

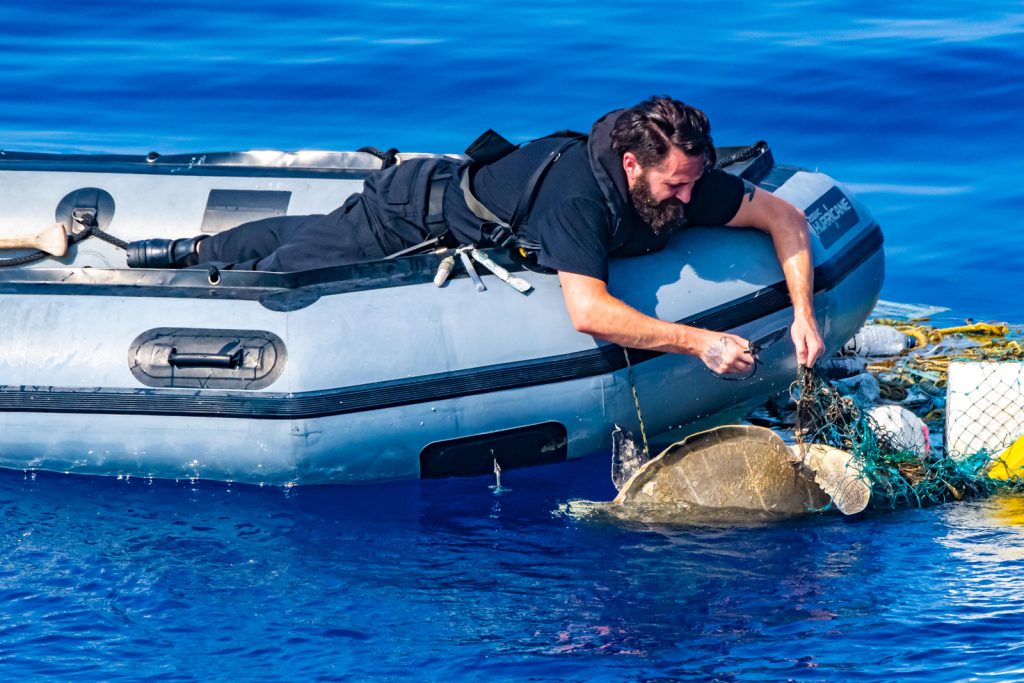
[835,371,881,405]
[843,324,916,357]
[866,404,930,459]
[571,313,1024,525]
[819,356,868,379]
[789,317,1024,508]
[990,434,1024,481]
[610,425,650,491]
[945,362,1024,461]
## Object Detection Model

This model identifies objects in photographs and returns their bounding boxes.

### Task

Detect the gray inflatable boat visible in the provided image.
[0,146,883,485]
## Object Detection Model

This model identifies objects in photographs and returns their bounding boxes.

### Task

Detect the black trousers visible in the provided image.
[200,157,459,271]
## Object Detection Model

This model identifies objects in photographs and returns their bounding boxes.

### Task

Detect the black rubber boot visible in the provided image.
[126,236,207,268]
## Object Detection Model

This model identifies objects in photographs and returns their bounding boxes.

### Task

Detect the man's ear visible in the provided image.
[622,152,642,184]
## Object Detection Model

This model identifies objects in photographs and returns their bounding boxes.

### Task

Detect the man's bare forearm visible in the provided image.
[770,205,816,320]
[729,183,825,365]
[556,271,755,374]
[559,278,695,353]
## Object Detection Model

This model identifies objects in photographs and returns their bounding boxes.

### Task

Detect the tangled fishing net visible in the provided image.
[791,321,1024,509]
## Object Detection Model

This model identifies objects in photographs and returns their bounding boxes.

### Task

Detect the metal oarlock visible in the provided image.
[468,248,532,294]
[457,247,486,292]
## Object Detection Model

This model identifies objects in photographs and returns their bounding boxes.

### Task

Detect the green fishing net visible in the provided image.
[793,321,1024,509]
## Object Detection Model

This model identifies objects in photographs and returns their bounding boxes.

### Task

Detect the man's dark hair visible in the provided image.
[610,96,716,169]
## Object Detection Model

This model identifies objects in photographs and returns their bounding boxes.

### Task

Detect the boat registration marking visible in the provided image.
[806,187,859,249]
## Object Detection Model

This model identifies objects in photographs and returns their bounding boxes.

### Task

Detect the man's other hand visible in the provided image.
[791,316,825,367]
[697,331,754,376]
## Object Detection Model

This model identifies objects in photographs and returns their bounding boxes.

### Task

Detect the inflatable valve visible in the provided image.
[469,248,532,294]
[457,248,486,292]
[433,255,455,287]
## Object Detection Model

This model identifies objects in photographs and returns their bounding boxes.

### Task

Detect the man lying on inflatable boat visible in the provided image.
[126,96,825,374]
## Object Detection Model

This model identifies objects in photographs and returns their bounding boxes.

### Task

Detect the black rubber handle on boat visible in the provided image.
[168,347,244,369]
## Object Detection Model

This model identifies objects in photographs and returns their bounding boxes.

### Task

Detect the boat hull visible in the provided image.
[0,150,883,484]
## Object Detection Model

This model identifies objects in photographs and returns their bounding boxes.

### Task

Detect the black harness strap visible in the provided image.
[466,135,585,249]
[424,168,452,239]
[383,131,585,260]
[507,137,582,229]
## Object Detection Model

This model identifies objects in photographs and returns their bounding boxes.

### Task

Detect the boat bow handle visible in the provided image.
[130,328,286,389]
[167,345,244,369]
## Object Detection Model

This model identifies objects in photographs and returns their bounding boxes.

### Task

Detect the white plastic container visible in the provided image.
[843,324,916,357]
[946,362,1024,460]
[868,404,930,458]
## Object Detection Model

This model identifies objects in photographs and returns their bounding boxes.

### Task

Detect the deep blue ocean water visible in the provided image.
[2,1,1024,680]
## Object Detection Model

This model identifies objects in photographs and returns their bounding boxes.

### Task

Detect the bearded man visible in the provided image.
[126,96,825,373]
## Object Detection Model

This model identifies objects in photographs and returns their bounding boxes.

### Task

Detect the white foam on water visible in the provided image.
[871,299,950,320]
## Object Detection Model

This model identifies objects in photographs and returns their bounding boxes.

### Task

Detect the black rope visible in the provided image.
[357,146,401,170]
[91,226,129,250]
[706,359,759,382]
[0,228,84,268]
[716,140,768,169]
[71,211,130,249]
[0,250,50,268]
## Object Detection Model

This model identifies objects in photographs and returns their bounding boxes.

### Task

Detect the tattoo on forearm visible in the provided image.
[743,180,757,203]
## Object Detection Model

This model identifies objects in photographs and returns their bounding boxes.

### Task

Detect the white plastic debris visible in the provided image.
[610,425,649,491]
[843,324,916,357]
[867,404,930,458]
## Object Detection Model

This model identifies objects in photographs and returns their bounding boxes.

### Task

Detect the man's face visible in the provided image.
[623,147,706,232]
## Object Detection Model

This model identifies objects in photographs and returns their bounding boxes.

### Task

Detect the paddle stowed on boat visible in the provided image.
[0,144,883,485]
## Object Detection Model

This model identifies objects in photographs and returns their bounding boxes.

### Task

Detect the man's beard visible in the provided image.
[630,173,684,234]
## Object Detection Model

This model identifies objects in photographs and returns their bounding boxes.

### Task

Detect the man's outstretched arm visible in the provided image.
[558,271,755,375]
[726,182,825,367]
